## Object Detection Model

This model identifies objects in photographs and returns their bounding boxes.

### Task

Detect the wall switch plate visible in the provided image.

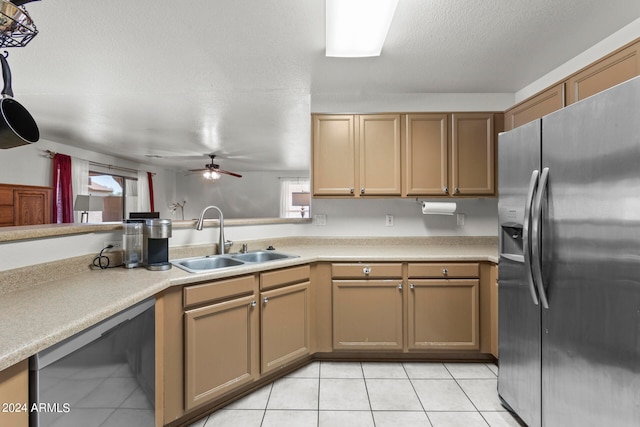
[457,213,465,226]
[314,214,327,226]
[104,240,122,251]
[385,214,394,226]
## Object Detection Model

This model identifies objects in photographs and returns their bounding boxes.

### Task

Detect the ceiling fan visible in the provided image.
[188,154,242,179]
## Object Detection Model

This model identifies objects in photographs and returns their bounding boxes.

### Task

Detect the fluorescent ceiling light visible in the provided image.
[326,0,399,57]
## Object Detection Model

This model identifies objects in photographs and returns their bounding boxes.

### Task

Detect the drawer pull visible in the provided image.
[398,283,403,290]
[363,267,371,275]
[442,268,448,276]
[263,297,269,304]
[410,283,415,290]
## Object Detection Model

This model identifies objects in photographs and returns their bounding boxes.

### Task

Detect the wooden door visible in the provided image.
[332,279,403,350]
[312,115,356,196]
[14,189,51,225]
[358,114,401,196]
[261,281,311,374]
[451,113,494,196]
[403,113,449,196]
[407,279,479,350]
[184,294,258,410]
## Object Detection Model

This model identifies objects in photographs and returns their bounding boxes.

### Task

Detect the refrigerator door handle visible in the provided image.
[523,169,540,306]
[531,167,550,309]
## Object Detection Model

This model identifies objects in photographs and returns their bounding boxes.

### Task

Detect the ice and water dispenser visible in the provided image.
[499,205,524,260]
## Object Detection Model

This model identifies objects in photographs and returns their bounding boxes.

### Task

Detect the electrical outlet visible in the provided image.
[103,240,122,251]
[385,214,394,226]
[457,213,465,226]
[314,214,327,226]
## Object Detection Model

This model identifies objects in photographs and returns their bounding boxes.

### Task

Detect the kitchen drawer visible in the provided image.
[183,275,256,308]
[260,264,310,290]
[408,262,479,278]
[332,263,402,279]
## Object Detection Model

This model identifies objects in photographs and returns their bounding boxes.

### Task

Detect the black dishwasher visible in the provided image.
[29,298,155,427]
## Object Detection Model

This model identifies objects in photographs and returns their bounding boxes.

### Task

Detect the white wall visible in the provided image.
[516,17,640,102]
[0,138,177,218]
[175,170,309,220]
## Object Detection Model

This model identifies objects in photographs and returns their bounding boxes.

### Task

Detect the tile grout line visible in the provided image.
[402,361,435,427]
[443,363,491,427]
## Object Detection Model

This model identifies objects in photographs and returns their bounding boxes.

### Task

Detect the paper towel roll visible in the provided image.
[422,202,457,215]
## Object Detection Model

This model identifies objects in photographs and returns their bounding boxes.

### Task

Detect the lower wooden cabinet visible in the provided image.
[0,359,28,427]
[332,279,404,350]
[183,283,259,411]
[261,281,311,374]
[407,279,479,350]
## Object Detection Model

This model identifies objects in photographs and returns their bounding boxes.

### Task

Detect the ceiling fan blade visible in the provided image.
[215,168,243,178]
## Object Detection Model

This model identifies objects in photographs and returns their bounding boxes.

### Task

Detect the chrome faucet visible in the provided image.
[196,205,227,255]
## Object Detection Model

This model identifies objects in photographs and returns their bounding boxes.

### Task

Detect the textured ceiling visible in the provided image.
[6,0,640,172]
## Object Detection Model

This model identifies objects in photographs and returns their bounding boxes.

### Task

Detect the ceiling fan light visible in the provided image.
[326,0,398,57]
[203,170,211,179]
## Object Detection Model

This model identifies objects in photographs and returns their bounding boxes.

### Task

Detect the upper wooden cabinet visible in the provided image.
[566,42,640,106]
[312,114,401,197]
[314,112,496,198]
[0,183,52,227]
[402,113,449,196]
[451,113,495,196]
[504,39,640,131]
[504,84,565,131]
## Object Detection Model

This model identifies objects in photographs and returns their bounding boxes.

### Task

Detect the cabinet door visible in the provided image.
[504,84,565,131]
[408,279,479,350]
[312,115,356,196]
[13,189,51,225]
[261,282,311,374]
[0,360,28,427]
[359,114,401,196]
[403,113,449,196]
[184,294,258,410]
[451,113,494,196]
[566,42,640,105]
[332,280,403,350]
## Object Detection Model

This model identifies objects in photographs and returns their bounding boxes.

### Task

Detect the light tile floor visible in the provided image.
[188,361,523,427]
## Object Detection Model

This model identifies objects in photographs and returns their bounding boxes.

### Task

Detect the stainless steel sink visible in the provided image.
[231,250,297,263]
[171,250,297,273]
[172,255,244,273]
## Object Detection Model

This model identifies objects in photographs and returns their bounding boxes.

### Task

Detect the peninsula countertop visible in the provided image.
[0,236,498,371]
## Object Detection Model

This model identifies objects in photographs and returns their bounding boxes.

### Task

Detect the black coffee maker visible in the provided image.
[143,218,172,270]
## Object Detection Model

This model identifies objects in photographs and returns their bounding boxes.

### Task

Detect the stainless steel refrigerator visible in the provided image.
[497,75,640,427]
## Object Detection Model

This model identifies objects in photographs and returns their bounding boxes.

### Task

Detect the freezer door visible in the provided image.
[497,120,542,427]
[541,76,640,426]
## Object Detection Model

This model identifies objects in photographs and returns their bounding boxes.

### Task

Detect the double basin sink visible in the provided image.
[171,250,298,273]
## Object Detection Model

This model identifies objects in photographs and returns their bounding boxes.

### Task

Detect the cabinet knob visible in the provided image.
[263,297,269,304]
[350,188,354,194]
[360,187,365,195]
[250,301,257,307]
[443,187,448,194]
[455,187,460,194]
[398,284,403,290]
[410,283,415,290]
[363,267,371,275]
[442,268,448,276]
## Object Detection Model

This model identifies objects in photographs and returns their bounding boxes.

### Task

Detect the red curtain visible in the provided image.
[147,171,155,212]
[52,153,74,223]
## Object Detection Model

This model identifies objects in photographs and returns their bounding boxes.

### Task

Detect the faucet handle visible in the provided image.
[224,240,233,251]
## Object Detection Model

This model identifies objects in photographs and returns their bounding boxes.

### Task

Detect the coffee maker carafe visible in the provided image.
[143,218,172,270]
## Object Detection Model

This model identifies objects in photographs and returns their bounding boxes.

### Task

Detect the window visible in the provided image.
[280,178,310,218]
[88,171,138,222]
